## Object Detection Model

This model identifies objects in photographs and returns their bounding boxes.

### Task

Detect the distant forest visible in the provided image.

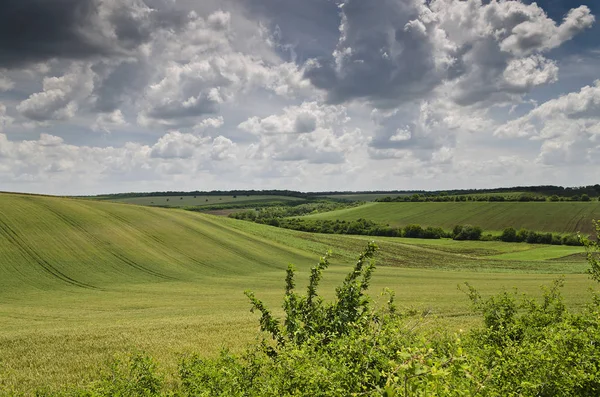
[88,185,600,199]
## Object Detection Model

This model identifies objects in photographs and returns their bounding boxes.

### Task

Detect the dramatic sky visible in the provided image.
[0,0,599,194]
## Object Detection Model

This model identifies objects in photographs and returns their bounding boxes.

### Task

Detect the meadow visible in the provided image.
[0,193,597,393]
[307,201,600,235]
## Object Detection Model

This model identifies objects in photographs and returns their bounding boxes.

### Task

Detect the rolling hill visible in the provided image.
[103,194,305,208]
[0,193,596,392]
[306,202,600,235]
[0,193,319,294]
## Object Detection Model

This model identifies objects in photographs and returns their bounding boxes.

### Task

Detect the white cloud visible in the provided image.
[136,10,311,128]
[498,5,594,56]
[495,80,600,165]
[239,102,362,164]
[17,64,95,121]
[92,110,128,132]
[211,135,237,161]
[195,116,224,131]
[239,101,345,135]
[0,0,597,193]
[150,131,211,159]
[305,0,593,109]
[432,1,593,106]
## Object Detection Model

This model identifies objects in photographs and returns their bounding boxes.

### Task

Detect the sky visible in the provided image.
[0,0,599,195]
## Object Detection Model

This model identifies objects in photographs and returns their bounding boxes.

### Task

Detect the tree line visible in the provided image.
[84,184,600,201]
[376,193,597,203]
[229,212,584,246]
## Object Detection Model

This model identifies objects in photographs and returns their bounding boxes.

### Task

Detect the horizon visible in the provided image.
[3,183,599,198]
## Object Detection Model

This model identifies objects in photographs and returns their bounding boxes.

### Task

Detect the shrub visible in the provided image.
[500,227,517,242]
[421,226,444,239]
[516,228,529,242]
[562,234,583,246]
[453,225,483,241]
[526,230,540,244]
[404,224,424,238]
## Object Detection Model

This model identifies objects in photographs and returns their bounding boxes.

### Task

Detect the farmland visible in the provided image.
[101,194,305,208]
[0,193,597,393]
[306,201,600,235]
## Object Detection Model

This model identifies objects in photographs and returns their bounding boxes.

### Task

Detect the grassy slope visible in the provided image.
[0,193,596,393]
[104,194,304,208]
[307,202,600,235]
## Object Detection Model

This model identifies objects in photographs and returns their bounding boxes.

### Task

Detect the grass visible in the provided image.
[306,201,600,235]
[102,194,305,208]
[0,193,597,394]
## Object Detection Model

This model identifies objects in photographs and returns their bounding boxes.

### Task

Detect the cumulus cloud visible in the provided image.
[434,1,593,106]
[305,0,455,108]
[239,102,362,164]
[92,109,128,132]
[0,0,598,193]
[135,10,311,128]
[17,63,95,121]
[498,5,594,56]
[495,80,600,165]
[150,131,211,159]
[196,116,225,131]
[211,136,237,161]
[305,0,593,108]
[239,102,344,135]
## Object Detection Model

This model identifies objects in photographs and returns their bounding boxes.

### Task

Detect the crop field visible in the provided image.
[0,193,596,393]
[102,194,305,208]
[306,201,600,235]
[320,193,409,201]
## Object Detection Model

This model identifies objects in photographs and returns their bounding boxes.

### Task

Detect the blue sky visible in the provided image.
[0,0,598,194]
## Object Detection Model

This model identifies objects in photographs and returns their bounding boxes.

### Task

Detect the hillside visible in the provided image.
[0,194,592,293]
[0,193,319,295]
[0,193,595,392]
[306,202,600,235]
[104,194,305,208]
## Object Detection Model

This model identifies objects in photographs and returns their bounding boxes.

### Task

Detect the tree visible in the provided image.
[501,227,517,242]
[404,224,424,238]
[581,194,591,202]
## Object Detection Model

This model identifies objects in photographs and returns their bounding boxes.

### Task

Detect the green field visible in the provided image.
[319,191,534,202]
[306,201,600,235]
[0,193,596,393]
[319,193,407,201]
[103,194,305,208]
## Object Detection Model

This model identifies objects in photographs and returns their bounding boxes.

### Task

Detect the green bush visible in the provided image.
[404,224,424,238]
[453,225,483,241]
[500,227,517,242]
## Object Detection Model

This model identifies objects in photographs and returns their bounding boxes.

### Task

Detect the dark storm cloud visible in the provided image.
[0,0,101,67]
[0,0,186,68]
[303,0,447,109]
